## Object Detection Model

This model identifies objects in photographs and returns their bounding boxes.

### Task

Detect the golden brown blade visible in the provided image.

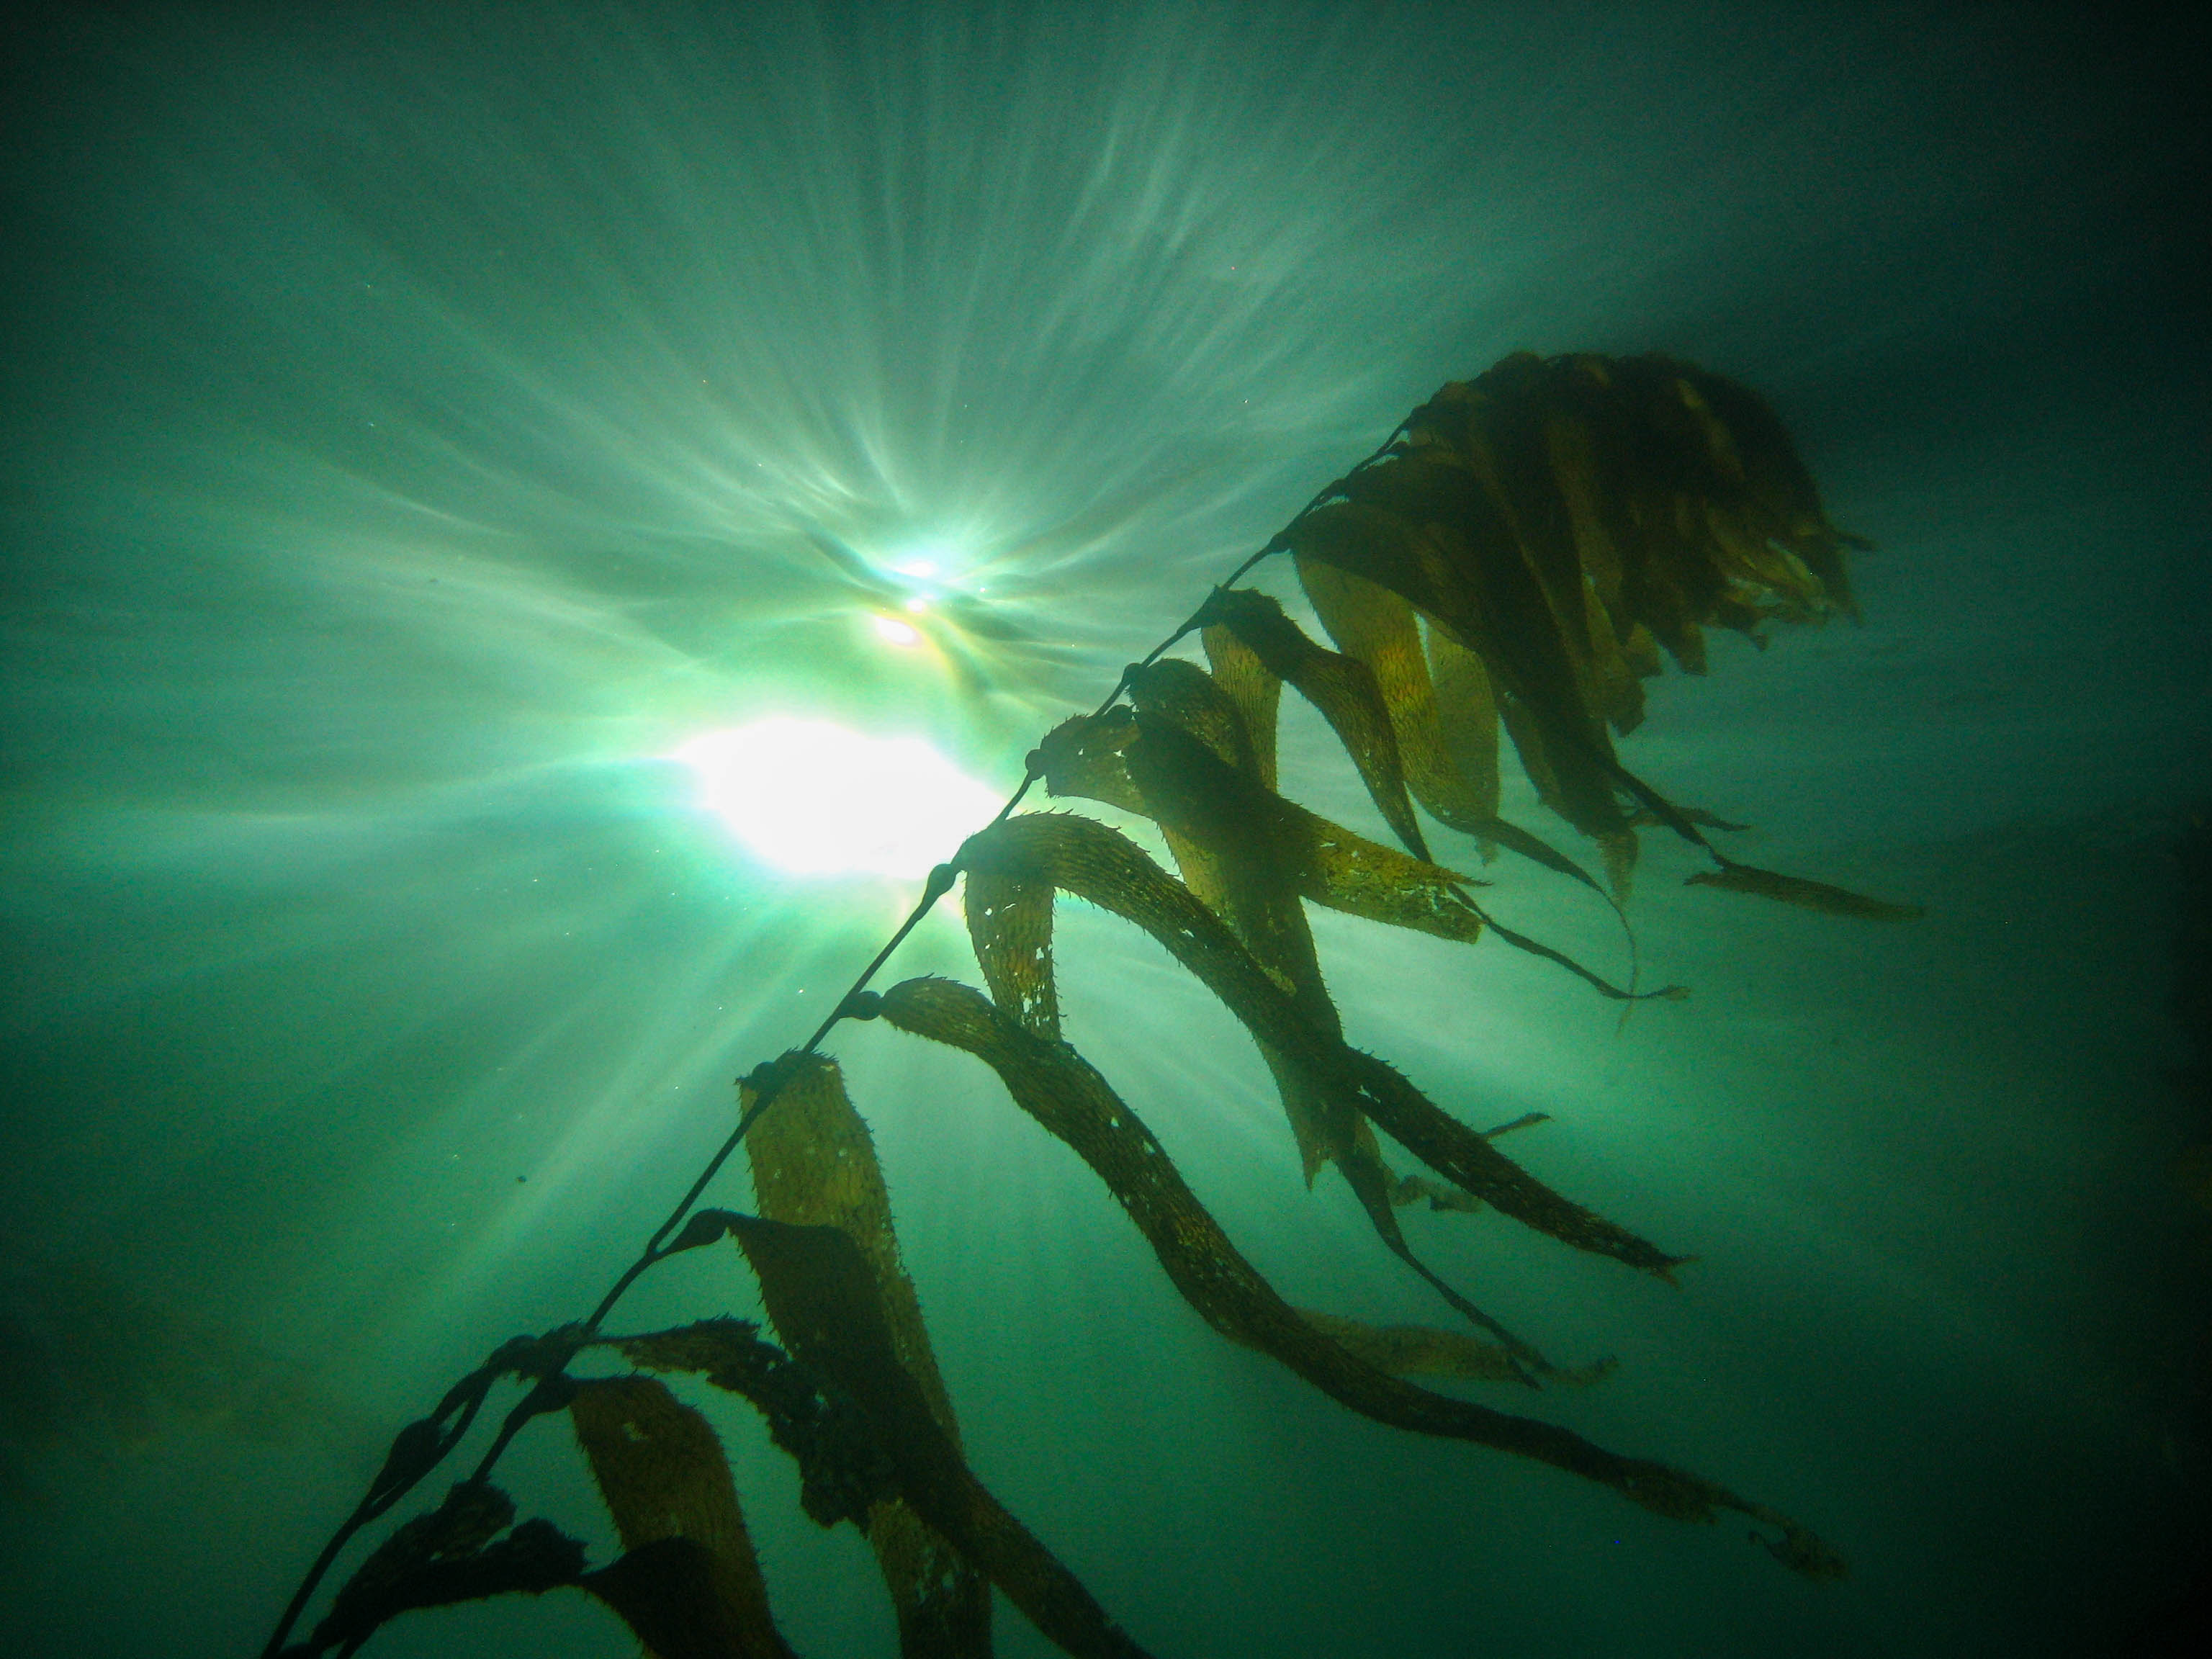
[1686,861,1925,920]
[570,1377,797,1659]
[1193,586,1432,861]
[1294,1309,1615,1388]
[1200,616,1282,793]
[964,864,1062,1039]
[868,976,1840,1581]
[1294,552,1498,834]
[740,1053,994,1658]
[953,814,1682,1276]
[727,1216,1156,1659]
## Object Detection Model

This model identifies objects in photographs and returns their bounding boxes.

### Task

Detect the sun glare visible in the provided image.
[873,614,922,645]
[672,718,1004,878]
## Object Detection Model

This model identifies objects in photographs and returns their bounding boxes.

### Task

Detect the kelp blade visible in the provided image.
[869,975,1840,1579]
[956,812,1682,1275]
[1297,1309,1615,1388]
[1278,353,1866,883]
[741,1051,992,1658]
[289,1478,786,1659]
[1040,706,1492,950]
[1193,586,1433,860]
[1295,549,1501,833]
[1686,861,1924,920]
[1024,702,1550,1354]
[580,1536,796,1659]
[570,1377,798,1659]
[724,1214,1154,1659]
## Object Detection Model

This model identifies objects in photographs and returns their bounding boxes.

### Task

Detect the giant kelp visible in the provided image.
[263,354,1913,1658]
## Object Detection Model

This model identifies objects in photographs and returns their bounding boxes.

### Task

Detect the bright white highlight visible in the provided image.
[673,718,1003,878]
[873,615,922,645]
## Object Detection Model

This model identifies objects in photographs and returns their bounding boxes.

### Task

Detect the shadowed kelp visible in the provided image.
[263,355,1910,1656]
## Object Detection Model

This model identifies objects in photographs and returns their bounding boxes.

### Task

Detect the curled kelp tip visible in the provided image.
[1296,1308,1620,1391]
[1686,860,1925,921]
[1753,1523,1851,1582]
[1605,1465,1847,1580]
[1630,804,1752,833]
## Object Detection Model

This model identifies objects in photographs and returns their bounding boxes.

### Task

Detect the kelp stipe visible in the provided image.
[263,354,1903,1657]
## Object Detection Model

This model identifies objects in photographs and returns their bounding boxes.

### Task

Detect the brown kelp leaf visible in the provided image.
[1293,473,1635,853]
[1038,688,1557,1354]
[1200,616,1282,793]
[966,862,1062,1038]
[1066,706,1655,1000]
[1038,697,1496,961]
[1461,356,1650,739]
[569,1377,797,1659]
[1276,354,1866,881]
[1295,552,1500,833]
[1193,587,1431,860]
[1113,675,1523,1348]
[1116,655,1259,776]
[1384,1112,1554,1213]
[580,1537,794,1659]
[1543,354,1858,662]
[299,1483,588,1655]
[724,1216,1154,1659]
[953,814,1681,1277]
[1567,739,1917,922]
[1391,413,1636,848]
[1465,810,1611,898]
[1113,666,1362,1181]
[743,1053,966,1443]
[866,976,1838,1579]
[1123,711,1490,950]
[1389,1172,1483,1213]
[1423,621,1504,827]
[1121,673,1331,1007]
[1685,861,1924,920]
[1037,697,1354,1187]
[1670,360,1861,619]
[1295,1309,1614,1388]
[1033,710,1151,817]
[607,1313,899,1532]
[1536,395,1633,654]
[1289,558,1614,904]
[739,1052,994,1658]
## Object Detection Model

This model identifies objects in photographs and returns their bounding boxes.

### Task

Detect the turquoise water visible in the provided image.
[3,4,2206,1655]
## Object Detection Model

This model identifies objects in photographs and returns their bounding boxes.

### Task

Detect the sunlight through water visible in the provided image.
[673,717,1004,878]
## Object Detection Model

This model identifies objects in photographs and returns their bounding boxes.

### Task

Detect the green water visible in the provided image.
[3,3,2206,1654]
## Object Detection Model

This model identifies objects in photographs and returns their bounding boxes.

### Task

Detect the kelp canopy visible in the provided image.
[265,353,1913,1659]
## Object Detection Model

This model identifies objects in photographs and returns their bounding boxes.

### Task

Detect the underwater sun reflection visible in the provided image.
[672,717,1002,878]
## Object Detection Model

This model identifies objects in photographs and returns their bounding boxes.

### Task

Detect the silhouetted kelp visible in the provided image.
[264,354,1919,1657]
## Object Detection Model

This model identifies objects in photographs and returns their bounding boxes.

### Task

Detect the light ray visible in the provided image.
[673,716,1003,878]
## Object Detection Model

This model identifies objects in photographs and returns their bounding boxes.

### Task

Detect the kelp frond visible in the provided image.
[1282,352,1909,914]
[266,354,1906,1659]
